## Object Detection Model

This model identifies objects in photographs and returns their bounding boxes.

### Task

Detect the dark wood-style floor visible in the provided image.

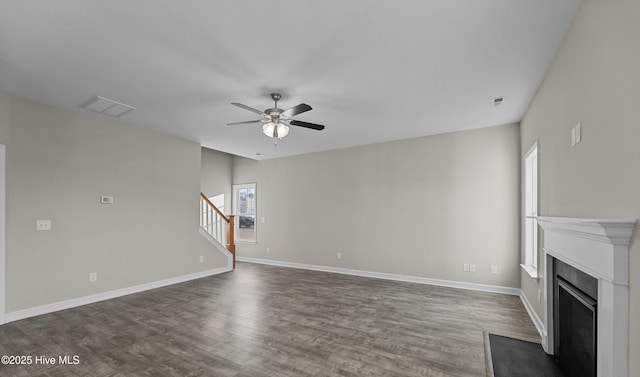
[0,262,539,377]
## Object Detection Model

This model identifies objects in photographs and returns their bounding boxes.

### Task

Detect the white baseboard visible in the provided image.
[237,256,521,296]
[518,289,547,341]
[3,228,232,325]
[5,266,232,324]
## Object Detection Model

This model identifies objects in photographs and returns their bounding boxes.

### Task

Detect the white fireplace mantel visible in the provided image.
[537,216,637,377]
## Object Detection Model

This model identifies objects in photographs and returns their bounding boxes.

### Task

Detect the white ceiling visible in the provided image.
[0,0,581,160]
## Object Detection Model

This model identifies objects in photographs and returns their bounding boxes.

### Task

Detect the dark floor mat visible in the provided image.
[489,334,565,377]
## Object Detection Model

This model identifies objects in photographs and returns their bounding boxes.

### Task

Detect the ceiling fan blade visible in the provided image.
[289,119,325,131]
[227,119,263,126]
[231,103,265,116]
[281,103,312,117]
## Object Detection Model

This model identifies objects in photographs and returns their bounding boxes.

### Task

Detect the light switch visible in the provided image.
[100,196,114,204]
[571,123,582,147]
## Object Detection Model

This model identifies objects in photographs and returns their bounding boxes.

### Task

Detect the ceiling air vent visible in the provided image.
[80,95,136,117]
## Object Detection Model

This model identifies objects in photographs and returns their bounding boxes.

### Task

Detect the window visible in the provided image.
[233,183,256,243]
[210,194,224,213]
[521,142,538,278]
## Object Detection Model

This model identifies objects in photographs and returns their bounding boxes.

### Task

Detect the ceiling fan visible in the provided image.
[227,93,325,145]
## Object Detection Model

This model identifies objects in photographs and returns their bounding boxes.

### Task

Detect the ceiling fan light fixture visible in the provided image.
[262,122,289,139]
[262,122,275,137]
[276,123,289,138]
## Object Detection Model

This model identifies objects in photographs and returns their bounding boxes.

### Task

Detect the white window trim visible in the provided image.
[521,142,539,280]
[520,260,539,280]
[232,183,257,244]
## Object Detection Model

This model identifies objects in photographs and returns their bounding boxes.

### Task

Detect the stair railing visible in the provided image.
[200,192,235,269]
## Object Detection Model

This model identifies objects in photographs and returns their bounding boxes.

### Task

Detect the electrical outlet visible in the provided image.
[469,264,476,272]
[36,220,51,231]
[199,256,204,263]
[337,252,342,260]
[491,265,498,274]
[89,272,97,282]
[266,247,270,253]
[463,263,470,272]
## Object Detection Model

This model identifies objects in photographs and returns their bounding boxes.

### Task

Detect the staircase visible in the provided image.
[200,192,236,269]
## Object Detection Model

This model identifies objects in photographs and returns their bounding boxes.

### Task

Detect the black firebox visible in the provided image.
[554,258,598,377]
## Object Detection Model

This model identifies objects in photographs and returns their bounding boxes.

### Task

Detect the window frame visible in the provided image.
[521,142,539,279]
[232,183,257,244]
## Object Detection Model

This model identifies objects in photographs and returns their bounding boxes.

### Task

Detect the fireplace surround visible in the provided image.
[537,217,636,377]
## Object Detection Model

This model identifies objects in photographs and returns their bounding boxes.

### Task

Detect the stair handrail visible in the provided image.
[200,192,236,269]
[200,193,229,222]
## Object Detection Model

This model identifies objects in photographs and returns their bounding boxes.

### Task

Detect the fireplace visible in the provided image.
[554,258,597,377]
[537,217,636,377]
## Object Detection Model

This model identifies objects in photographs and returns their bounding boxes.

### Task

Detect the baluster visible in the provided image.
[200,192,236,269]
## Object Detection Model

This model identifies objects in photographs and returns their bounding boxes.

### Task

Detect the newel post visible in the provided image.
[226,215,236,269]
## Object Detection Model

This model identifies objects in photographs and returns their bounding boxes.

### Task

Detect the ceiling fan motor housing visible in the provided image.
[265,108,283,117]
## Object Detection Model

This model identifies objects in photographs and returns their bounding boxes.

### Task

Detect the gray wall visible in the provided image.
[233,123,521,288]
[519,0,640,374]
[0,91,227,313]
[201,147,233,214]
